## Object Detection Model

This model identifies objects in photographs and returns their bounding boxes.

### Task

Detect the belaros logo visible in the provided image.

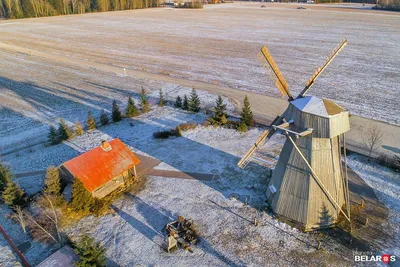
[353,252,396,264]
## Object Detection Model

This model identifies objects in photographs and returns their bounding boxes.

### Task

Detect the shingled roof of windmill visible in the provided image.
[291,96,346,118]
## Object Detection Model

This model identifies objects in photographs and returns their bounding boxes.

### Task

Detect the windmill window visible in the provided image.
[269,185,277,194]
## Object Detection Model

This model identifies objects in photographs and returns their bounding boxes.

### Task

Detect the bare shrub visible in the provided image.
[377,154,400,172]
[153,128,182,139]
[178,123,197,131]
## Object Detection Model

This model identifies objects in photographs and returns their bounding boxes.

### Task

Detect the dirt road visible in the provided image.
[1,42,398,158]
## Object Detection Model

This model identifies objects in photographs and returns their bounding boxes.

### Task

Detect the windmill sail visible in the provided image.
[237,116,282,168]
[258,46,293,101]
[298,39,347,98]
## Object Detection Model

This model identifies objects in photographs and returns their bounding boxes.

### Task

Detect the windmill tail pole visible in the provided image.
[287,135,351,223]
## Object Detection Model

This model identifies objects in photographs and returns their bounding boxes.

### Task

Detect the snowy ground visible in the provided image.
[346,154,400,258]
[0,3,399,125]
[1,100,399,265]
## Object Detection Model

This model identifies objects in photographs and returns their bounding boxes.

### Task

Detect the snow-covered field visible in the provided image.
[1,99,398,265]
[0,3,399,126]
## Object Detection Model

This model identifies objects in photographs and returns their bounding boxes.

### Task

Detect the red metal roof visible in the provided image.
[62,139,140,192]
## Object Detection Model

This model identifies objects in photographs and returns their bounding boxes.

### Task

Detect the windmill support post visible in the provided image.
[286,135,351,223]
[342,133,352,229]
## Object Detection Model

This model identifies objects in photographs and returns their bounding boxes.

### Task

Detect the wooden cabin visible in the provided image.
[59,139,141,199]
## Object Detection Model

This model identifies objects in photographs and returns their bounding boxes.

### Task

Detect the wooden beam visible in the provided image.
[133,165,137,178]
[237,116,283,169]
[343,133,351,224]
[258,46,293,101]
[273,124,313,138]
[298,39,347,98]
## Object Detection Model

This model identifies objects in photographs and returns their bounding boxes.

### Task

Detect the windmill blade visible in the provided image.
[258,46,294,101]
[297,39,347,98]
[238,116,283,169]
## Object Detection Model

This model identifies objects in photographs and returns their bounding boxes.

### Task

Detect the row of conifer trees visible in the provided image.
[48,88,154,145]
[0,0,160,19]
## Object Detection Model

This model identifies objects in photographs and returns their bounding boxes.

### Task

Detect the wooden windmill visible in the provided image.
[238,39,351,231]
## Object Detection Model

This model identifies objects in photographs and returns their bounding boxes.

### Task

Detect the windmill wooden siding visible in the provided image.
[60,139,140,199]
[267,97,350,231]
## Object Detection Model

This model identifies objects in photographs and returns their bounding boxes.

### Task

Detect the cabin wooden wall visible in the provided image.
[92,170,129,199]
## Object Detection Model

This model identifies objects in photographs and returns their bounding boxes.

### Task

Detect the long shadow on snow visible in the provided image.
[113,195,245,267]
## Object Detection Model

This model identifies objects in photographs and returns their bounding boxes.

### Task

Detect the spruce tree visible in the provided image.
[125,96,139,118]
[87,110,96,130]
[140,87,150,113]
[57,119,71,141]
[182,95,189,110]
[188,88,200,113]
[100,110,109,125]
[48,126,59,145]
[44,166,61,196]
[213,95,227,121]
[70,179,94,212]
[2,178,24,206]
[74,121,83,136]
[112,100,122,122]
[174,95,182,108]
[0,162,12,193]
[74,234,106,267]
[240,96,254,126]
[158,89,165,107]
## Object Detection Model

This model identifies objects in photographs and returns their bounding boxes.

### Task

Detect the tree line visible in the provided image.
[0,0,160,19]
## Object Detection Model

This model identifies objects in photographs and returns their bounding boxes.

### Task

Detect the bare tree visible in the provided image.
[362,124,384,161]
[43,194,62,243]
[24,210,58,243]
[24,194,63,244]
[10,205,27,233]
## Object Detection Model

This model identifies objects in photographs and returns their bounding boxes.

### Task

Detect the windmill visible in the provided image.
[238,39,351,231]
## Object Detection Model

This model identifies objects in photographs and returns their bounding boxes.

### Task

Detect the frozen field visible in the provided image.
[0,3,399,126]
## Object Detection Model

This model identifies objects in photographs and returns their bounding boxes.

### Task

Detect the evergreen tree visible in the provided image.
[125,96,139,117]
[188,88,200,113]
[240,96,254,126]
[213,95,227,121]
[100,110,109,125]
[44,166,61,196]
[174,95,182,108]
[158,89,165,107]
[70,179,94,213]
[74,234,106,267]
[140,87,150,113]
[182,94,189,110]
[48,126,59,145]
[57,119,72,141]
[87,110,96,130]
[112,100,122,122]
[74,121,84,136]
[0,162,12,193]
[2,177,24,206]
